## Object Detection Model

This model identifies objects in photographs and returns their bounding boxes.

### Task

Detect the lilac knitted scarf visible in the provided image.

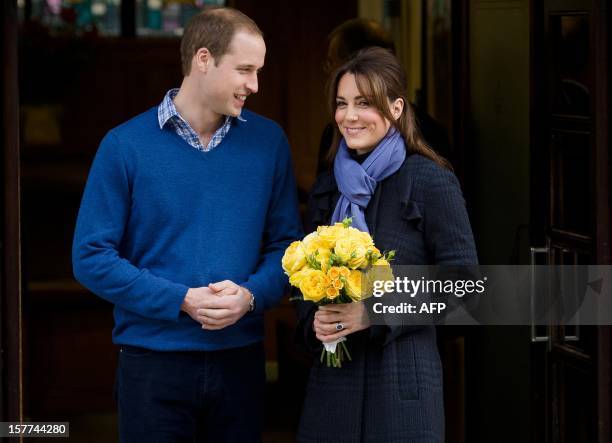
[331,128,406,233]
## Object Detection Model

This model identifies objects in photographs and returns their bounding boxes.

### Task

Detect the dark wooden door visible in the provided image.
[530,0,609,442]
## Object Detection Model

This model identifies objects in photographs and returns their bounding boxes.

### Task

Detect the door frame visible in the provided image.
[1,0,23,426]
[593,1,610,442]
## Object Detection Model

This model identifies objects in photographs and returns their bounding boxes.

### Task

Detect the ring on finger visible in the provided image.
[335,322,345,331]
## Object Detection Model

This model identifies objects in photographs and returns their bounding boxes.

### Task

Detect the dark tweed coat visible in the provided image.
[295,153,478,443]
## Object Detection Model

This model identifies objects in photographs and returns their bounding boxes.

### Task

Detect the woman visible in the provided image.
[294,47,478,443]
[316,18,451,174]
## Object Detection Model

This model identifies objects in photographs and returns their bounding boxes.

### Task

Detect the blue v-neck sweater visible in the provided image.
[73,108,301,351]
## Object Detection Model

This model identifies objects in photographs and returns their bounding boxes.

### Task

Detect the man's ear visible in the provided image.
[391,98,405,121]
[194,48,214,73]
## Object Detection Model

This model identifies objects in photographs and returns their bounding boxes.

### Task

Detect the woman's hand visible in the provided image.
[313,302,371,343]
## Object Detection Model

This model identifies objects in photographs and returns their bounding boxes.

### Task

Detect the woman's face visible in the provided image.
[334,73,392,155]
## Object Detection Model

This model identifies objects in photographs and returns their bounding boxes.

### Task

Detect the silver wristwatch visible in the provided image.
[247,290,256,312]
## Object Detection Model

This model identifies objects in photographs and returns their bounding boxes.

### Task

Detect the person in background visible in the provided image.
[72,7,301,442]
[317,18,451,174]
[294,47,477,442]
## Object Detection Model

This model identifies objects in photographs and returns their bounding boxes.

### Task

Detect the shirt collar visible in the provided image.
[158,88,246,130]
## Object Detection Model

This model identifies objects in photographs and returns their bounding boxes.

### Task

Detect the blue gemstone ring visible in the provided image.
[335,322,345,331]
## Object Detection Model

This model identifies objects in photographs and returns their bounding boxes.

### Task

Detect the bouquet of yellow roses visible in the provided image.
[282,218,394,367]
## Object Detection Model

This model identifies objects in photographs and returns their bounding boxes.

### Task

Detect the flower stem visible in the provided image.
[340,341,352,361]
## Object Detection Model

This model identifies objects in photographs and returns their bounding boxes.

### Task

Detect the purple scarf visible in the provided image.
[331,128,406,233]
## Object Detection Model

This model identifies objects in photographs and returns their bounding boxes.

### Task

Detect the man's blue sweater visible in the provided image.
[72,108,301,351]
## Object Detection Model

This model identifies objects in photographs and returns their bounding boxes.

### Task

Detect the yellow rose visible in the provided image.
[327,267,347,291]
[347,227,375,249]
[289,268,316,288]
[300,231,318,249]
[299,270,330,302]
[282,241,306,275]
[334,236,368,269]
[327,266,343,280]
[303,236,324,255]
[367,258,395,288]
[332,278,344,290]
[316,249,332,272]
[326,286,340,299]
[344,269,366,301]
[304,237,332,272]
[316,223,346,248]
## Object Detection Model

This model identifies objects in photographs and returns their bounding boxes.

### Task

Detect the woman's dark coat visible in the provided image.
[295,153,478,443]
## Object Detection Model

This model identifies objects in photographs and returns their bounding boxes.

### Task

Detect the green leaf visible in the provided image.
[330,253,346,266]
[306,253,322,270]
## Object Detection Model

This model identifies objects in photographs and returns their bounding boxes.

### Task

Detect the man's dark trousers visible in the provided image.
[116,341,265,442]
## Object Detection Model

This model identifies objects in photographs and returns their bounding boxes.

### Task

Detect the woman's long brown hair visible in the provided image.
[326,47,451,170]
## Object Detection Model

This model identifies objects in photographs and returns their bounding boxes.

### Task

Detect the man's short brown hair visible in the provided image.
[180,7,263,76]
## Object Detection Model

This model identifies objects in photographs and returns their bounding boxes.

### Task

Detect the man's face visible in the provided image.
[203,31,266,117]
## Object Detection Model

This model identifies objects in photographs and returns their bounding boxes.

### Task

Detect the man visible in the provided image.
[72,7,301,442]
